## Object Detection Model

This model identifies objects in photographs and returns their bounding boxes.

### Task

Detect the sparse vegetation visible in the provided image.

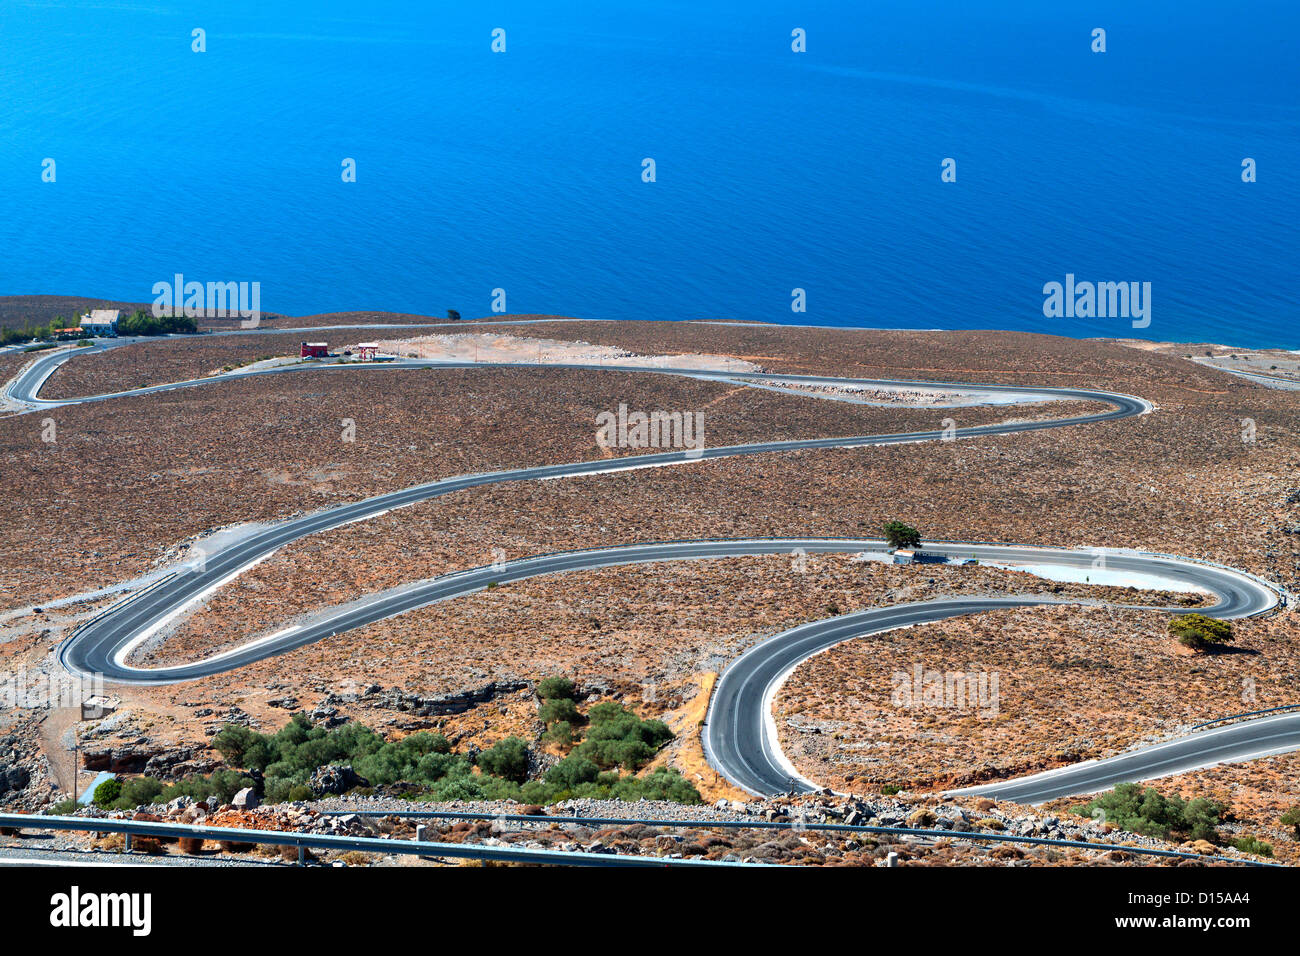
[91,770,256,811]
[537,676,585,747]
[572,701,673,771]
[539,697,581,727]
[0,316,86,346]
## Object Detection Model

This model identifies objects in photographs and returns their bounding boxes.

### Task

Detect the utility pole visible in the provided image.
[71,724,78,806]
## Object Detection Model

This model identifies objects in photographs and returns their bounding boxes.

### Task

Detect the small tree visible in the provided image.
[1169,614,1234,653]
[882,521,921,550]
[446,309,461,321]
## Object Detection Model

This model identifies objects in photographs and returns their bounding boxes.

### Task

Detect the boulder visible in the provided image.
[232,787,260,809]
[308,765,369,796]
[0,765,30,795]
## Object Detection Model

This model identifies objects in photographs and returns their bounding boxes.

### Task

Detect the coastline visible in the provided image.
[2,294,1296,354]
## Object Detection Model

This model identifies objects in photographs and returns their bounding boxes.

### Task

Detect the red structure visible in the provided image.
[300,342,328,358]
[355,342,380,361]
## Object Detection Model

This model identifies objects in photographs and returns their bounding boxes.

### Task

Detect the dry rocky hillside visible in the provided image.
[1,311,1297,866]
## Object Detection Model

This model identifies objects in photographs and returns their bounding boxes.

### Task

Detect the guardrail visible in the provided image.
[434,535,1288,618]
[0,813,758,868]
[317,808,1280,867]
[1190,704,1300,732]
[55,570,181,674]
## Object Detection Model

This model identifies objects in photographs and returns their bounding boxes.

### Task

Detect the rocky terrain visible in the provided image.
[776,603,1298,793]
[1,314,1297,867]
[2,788,1268,867]
[1,360,1081,607]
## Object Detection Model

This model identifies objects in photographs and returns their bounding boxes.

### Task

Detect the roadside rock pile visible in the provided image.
[0,721,56,810]
[16,787,1264,867]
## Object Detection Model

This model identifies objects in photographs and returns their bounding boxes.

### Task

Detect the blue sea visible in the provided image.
[1,1,1296,346]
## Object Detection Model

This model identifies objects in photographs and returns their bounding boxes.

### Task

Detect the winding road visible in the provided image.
[6,328,1288,803]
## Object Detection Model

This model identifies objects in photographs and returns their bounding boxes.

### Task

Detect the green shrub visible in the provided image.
[1229,835,1273,858]
[215,714,389,777]
[1280,804,1300,839]
[539,697,581,726]
[610,767,700,803]
[118,776,164,807]
[545,755,600,790]
[476,737,530,783]
[152,769,258,807]
[536,676,577,701]
[1074,783,1226,843]
[204,706,694,809]
[116,309,197,336]
[92,778,122,807]
[351,732,453,786]
[573,702,673,771]
[543,720,576,747]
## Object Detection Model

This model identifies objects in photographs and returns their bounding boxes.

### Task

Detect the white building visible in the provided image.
[81,695,120,720]
[79,309,120,336]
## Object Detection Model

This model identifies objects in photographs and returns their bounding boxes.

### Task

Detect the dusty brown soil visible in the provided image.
[0,362,1090,608]
[91,556,1206,798]
[776,604,1298,793]
[38,332,412,399]
[33,313,1262,398]
[134,552,1204,669]
[2,318,1298,836]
